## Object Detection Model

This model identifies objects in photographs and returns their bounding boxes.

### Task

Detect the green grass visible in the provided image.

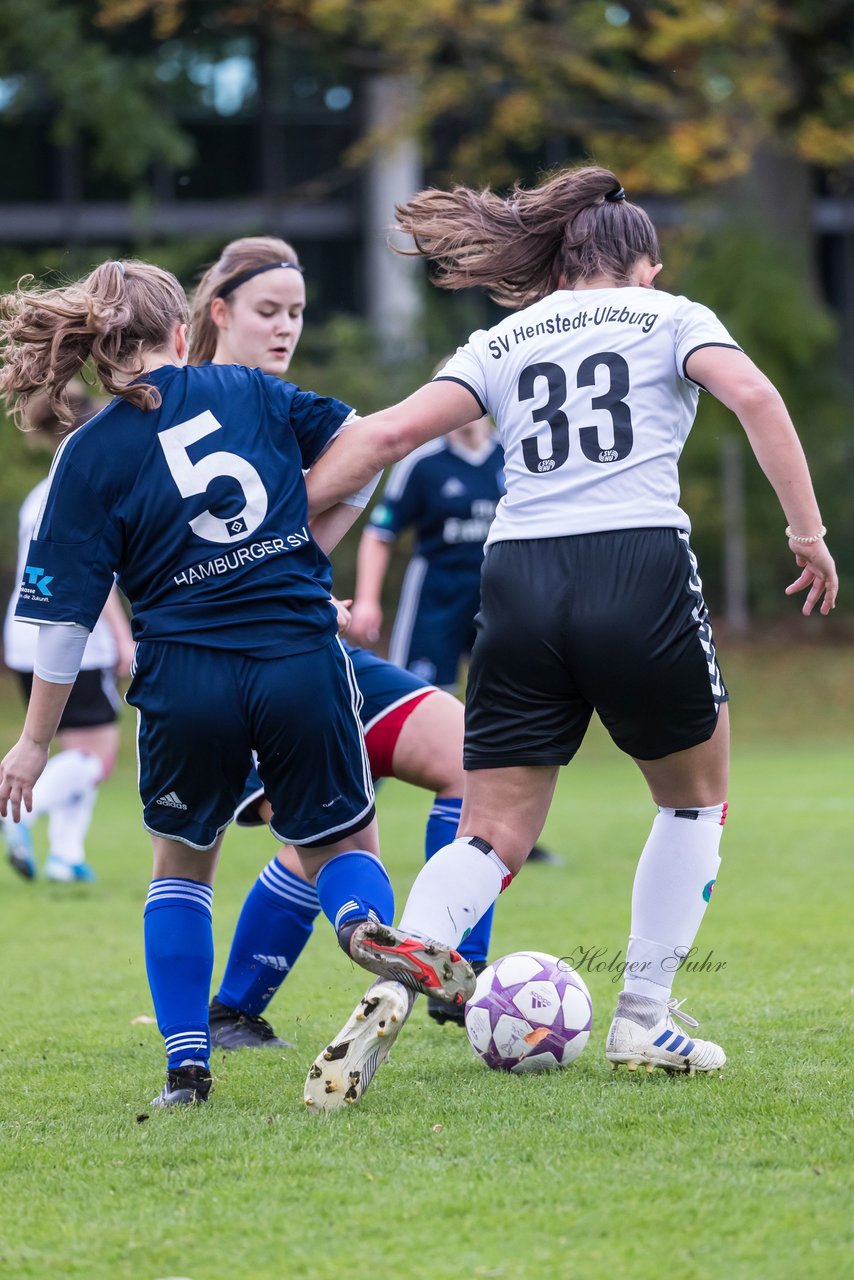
[0,646,852,1279]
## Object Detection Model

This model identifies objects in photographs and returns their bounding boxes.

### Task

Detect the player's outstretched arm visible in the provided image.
[0,676,73,822]
[305,380,480,516]
[0,621,91,820]
[309,502,366,555]
[684,346,838,616]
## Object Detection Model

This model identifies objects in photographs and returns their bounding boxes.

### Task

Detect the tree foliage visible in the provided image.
[94,0,854,190]
[0,0,192,180]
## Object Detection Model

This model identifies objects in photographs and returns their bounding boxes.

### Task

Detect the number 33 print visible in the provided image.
[519,353,633,474]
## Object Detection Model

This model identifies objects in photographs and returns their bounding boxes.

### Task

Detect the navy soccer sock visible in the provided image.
[144,878,214,1072]
[426,797,494,963]
[315,850,394,948]
[216,858,320,1017]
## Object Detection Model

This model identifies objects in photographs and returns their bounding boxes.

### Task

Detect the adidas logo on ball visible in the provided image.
[464,950,593,1073]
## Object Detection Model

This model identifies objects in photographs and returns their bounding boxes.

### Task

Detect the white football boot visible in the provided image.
[606,995,726,1075]
[304,979,416,1111]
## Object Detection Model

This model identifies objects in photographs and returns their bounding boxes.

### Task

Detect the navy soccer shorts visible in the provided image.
[389,557,482,688]
[464,528,728,769]
[234,643,436,826]
[127,637,374,850]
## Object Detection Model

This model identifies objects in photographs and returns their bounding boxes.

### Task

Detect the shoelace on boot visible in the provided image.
[665,997,700,1030]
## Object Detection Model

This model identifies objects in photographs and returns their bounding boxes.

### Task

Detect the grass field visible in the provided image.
[0,644,852,1280]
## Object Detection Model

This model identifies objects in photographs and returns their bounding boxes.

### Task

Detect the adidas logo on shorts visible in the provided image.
[155,791,188,810]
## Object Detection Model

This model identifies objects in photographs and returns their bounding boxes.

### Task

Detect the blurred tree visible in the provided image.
[95,0,854,193]
[0,0,192,181]
[662,223,852,617]
[3,0,850,616]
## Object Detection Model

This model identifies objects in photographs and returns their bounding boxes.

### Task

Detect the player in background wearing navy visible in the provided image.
[350,408,503,690]
[0,259,473,1109]
[350,396,558,864]
[2,383,135,883]
[188,236,493,1047]
[301,165,837,1108]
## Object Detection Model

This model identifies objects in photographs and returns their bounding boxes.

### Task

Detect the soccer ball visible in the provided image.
[464,951,592,1073]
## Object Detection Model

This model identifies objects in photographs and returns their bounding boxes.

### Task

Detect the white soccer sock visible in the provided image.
[48,780,100,866]
[26,749,103,826]
[623,804,726,1003]
[398,836,511,948]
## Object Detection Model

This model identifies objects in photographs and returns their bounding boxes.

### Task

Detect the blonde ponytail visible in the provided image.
[0,260,189,428]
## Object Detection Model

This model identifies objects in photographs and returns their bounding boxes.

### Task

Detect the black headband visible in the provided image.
[605,186,626,202]
[214,260,304,299]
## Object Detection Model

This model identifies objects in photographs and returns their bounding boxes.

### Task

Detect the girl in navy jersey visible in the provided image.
[0,259,472,1108]
[300,164,837,1107]
[186,236,495,1045]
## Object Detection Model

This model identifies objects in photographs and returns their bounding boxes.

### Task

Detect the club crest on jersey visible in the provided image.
[226,516,248,537]
[538,459,556,473]
[599,449,619,463]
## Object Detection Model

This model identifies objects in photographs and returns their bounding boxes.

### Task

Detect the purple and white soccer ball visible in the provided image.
[464,951,593,1073]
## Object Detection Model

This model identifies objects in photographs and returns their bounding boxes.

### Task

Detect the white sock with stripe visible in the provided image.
[622,804,727,1005]
[398,836,511,948]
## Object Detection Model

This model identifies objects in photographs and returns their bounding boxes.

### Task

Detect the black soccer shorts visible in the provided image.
[463,528,727,768]
[17,667,120,730]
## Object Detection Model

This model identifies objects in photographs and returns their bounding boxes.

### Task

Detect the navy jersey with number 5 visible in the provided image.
[14,362,352,657]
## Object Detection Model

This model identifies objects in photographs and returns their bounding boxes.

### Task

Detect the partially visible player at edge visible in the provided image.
[300,164,837,1108]
[0,260,474,1109]
[187,235,495,1043]
[2,383,134,883]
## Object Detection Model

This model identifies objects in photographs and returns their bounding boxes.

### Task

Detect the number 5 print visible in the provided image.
[158,411,269,544]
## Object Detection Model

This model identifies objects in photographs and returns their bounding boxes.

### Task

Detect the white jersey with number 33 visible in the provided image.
[436,286,739,545]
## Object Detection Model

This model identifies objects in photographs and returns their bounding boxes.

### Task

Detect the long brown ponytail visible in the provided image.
[0,260,189,428]
[394,165,661,308]
[190,236,302,365]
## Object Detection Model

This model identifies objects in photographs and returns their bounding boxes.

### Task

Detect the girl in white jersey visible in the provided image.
[2,385,134,883]
[299,164,837,1109]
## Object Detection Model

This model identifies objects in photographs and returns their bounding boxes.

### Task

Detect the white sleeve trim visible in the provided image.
[315,409,359,458]
[312,413,381,508]
[341,470,382,509]
[33,622,91,684]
